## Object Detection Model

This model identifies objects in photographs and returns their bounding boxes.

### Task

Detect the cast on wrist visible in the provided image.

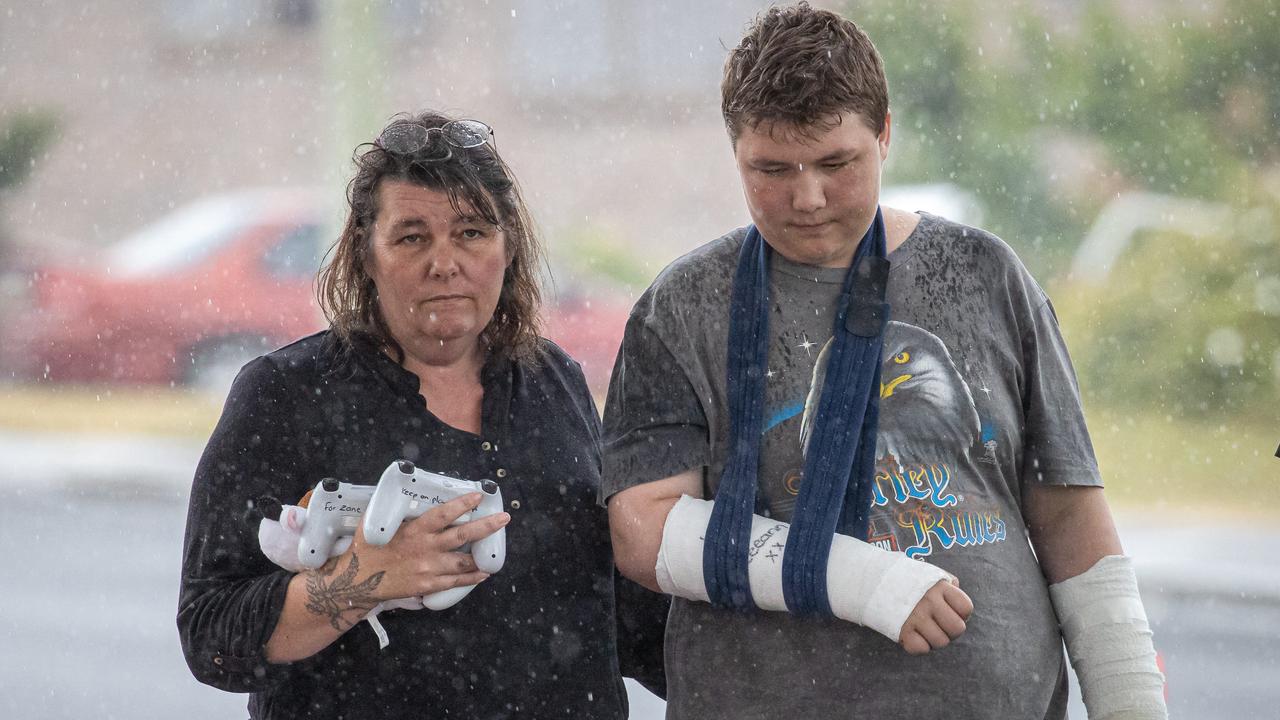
[656,495,951,641]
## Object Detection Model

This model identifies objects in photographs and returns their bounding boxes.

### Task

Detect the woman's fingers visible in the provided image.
[436,551,482,580]
[412,492,486,532]
[348,494,509,599]
[429,570,491,594]
[418,553,490,594]
[437,511,511,550]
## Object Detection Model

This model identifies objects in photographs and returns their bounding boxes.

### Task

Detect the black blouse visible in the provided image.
[178,331,631,719]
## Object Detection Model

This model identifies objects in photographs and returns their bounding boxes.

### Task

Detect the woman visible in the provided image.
[178,111,631,719]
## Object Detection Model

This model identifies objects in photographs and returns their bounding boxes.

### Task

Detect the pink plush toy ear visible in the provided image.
[281,505,306,533]
[258,505,308,572]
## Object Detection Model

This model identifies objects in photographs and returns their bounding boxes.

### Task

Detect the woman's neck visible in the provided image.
[397,339,486,435]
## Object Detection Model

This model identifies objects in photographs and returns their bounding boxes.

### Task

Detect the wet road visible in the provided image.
[1,484,1276,718]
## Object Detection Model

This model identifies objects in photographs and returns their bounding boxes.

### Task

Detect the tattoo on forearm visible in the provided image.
[304,552,385,631]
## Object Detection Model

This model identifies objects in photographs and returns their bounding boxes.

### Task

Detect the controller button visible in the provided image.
[481,480,498,494]
[398,459,415,474]
[496,468,508,478]
[481,441,492,451]
[510,500,521,510]
[322,478,339,492]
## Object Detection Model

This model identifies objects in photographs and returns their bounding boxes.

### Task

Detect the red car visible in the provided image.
[0,188,629,396]
[1,189,326,391]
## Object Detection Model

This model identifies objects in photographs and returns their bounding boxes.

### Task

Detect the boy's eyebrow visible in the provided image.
[746,156,790,166]
[816,150,856,163]
[746,151,856,167]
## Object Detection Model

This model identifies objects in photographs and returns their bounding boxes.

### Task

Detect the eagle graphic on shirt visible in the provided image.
[792,321,1006,558]
[799,320,981,466]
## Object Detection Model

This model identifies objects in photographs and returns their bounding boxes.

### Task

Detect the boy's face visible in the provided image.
[734,111,890,268]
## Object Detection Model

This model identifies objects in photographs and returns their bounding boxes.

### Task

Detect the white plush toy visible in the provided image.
[258,504,424,649]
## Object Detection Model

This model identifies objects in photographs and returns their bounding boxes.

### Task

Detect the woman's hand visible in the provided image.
[344,491,511,603]
[265,492,510,663]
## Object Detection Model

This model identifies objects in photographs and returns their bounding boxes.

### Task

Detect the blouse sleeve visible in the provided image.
[177,356,309,692]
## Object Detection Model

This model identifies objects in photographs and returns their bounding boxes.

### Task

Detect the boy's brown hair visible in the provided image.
[721,2,888,143]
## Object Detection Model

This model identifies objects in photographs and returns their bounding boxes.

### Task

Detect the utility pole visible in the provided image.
[318,1,389,259]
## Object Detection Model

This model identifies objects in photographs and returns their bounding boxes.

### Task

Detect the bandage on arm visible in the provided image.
[656,495,951,642]
[1049,555,1167,720]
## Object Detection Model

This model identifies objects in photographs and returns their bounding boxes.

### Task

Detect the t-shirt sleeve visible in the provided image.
[1019,298,1103,489]
[600,314,710,503]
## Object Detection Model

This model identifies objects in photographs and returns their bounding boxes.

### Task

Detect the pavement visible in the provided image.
[5,427,1279,718]
[4,427,1278,607]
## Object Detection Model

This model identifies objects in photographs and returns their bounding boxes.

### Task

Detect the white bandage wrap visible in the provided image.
[1049,555,1167,720]
[656,495,952,642]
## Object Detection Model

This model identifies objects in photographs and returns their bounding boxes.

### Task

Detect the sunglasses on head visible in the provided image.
[375,119,495,160]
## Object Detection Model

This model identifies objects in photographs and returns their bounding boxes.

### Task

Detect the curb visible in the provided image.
[0,430,203,499]
[1135,562,1280,606]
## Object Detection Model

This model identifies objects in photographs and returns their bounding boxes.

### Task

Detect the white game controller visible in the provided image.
[296,478,375,569]
[362,459,507,610]
[363,459,507,572]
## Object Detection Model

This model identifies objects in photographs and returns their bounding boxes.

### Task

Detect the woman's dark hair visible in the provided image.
[317,110,544,364]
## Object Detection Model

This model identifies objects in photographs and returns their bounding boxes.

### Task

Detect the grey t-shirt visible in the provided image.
[602,213,1101,719]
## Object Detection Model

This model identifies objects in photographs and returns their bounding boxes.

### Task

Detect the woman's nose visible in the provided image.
[427,244,460,278]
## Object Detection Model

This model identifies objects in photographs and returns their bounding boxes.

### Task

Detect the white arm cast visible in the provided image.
[656,495,951,642]
[1049,555,1167,720]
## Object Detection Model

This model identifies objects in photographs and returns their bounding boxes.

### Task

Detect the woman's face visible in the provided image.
[366,179,509,358]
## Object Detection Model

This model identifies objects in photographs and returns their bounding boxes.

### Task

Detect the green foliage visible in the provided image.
[546,224,653,304]
[851,0,1280,278]
[1055,198,1280,422]
[1086,406,1280,516]
[0,110,59,193]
